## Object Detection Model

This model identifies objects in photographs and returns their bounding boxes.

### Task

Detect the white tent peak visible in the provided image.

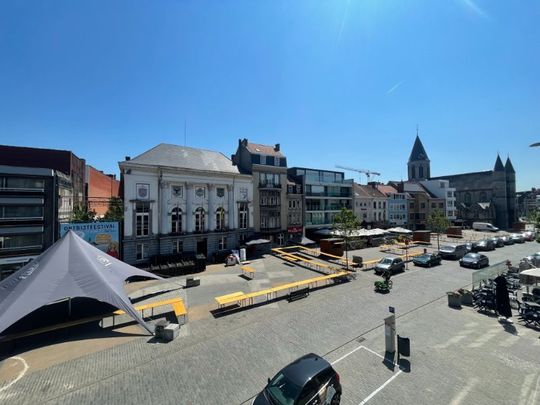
[0,230,163,336]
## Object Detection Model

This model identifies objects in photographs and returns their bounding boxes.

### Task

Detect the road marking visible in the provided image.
[518,373,536,405]
[467,330,499,348]
[530,373,540,405]
[448,377,479,405]
[358,370,403,405]
[0,356,29,394]
[331,344,389,365]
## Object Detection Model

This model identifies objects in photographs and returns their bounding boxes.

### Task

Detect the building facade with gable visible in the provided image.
[120,143,254,265]
[376,184,409,227]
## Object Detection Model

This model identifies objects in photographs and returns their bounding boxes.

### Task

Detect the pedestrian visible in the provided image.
[382,270,392,287]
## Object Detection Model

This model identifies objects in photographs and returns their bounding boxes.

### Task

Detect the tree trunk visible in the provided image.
[345,235,349,270]
[437,233,440,251]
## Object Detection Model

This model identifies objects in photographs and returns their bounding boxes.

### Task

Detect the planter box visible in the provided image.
[447,292,462,308]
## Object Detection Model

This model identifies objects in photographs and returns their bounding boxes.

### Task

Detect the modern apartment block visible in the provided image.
[232,139,288,245]
[287,168,353,238]
[0,165,73,279]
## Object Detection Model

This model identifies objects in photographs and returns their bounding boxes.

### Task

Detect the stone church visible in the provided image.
[408,135,516,230]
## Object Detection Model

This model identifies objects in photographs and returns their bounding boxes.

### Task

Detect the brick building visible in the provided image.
[86,165,120,217]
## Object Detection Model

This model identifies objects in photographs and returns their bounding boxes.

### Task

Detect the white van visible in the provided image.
[472,222,499,232]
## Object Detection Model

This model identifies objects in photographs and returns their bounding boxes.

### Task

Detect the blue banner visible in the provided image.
[60,222,120,259]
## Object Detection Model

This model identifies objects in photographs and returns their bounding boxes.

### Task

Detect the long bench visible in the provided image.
[215,291,246,309]
[0,297,188,343]
[241,266,256,279]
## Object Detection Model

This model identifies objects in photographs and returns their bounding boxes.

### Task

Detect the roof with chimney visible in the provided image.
[121,143,240,174]
[408,135,429,162]
[245,142,284,157]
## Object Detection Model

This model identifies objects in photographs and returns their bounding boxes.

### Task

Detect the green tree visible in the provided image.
[71,204,97,222]
[427,209,450,251]
[104,197,124,222]
[527,209,540,242]
[333,208,361,270]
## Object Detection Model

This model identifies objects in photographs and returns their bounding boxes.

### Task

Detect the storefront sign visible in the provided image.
[60,222,120,258]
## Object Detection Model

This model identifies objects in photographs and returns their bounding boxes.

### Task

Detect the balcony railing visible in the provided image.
[259,182,281,189]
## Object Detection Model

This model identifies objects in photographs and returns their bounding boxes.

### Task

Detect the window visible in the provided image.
[0,234,43,251]
[409,202,414,209]
[373,202,376,209]
[411,166,416,179]
[216,207,225,230]
[465,193,471,204]
[447,191,453,198]
[274,156,280,166]
[1,177,44,190]
[431,203,436,209]
[383,202,386,209]
[479,191,487,201]
[218,236,227,250]
[0,205,43,219]
[171,207,182,233]
[439,203,444,209]
[195,207,205,232]
[239,203,248,229]
[173,240,183,254]
[251,154,260,164]
[135,202,150,236]
[419,166,424,178]
[172,186,183,198]
[420,203,426,209]
[136,243,147,260]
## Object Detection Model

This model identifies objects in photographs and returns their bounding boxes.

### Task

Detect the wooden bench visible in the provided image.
[288,287,310,302]
[0,297,188,343]
[113,297,188,324]
[241,266,256,279]
[215,291,246,309]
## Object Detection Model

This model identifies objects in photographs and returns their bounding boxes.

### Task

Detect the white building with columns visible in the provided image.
[119,144,254,265]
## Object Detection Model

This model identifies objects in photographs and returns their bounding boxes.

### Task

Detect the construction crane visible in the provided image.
[335,165,381,183]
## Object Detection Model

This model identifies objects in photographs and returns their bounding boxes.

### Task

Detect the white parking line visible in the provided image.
[358,370,403,405]
[448,377,479,405]
[0,356,29,394]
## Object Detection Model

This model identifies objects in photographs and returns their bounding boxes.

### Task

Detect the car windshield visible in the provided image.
[380,258,393,264]
[266,372,302,405]
[464,254,477,259]
[440,245,453,251]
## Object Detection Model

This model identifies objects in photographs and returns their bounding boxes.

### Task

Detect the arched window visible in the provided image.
[195,208,205,232]
[411,166,416,179]
[216,207,225,230]
[419,166,424,179]
[464,193,471,204]
[171,207,182,234]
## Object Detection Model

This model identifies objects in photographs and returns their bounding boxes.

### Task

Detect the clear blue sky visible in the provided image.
[0,1,538,190]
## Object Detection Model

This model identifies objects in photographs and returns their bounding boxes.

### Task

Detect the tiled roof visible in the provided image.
[123,143,240,174]
[354,183,387,198]
[376,185,398,196]
[245,142,284,157]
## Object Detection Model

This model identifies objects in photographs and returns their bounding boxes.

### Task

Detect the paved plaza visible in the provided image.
[1,237,539,405]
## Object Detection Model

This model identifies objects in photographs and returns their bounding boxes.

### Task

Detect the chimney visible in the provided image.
[274,143,280,152]
[125,156,131,161]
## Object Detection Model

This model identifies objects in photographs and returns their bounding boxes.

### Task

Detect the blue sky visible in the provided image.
[0,1,538,189]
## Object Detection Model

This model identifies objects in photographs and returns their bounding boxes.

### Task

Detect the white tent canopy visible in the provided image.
[0,231,163,336]
[520,267,540,280]
[387,227,413,234]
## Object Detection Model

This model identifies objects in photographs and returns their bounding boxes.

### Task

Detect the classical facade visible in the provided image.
[408,136,517,230]
[120,144,254,265]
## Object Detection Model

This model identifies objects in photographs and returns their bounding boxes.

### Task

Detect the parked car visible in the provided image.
[489,237,505,248]
[412,253,442,267]
[253,353,342,405]
[472,222,499,232]
[459,253,489,269]
[438,244,468,260]
[510,233,525,244]
[522,231,536,241]
[374,257,405,275]
[501,235,514,245]
[465,241,479,253]
[475,239,495,251]
[525,252,540,267]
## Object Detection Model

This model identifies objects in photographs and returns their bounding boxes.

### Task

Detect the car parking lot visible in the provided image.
[0,237,539,405]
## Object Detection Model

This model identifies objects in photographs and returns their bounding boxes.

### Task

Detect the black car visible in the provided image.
[254,353,342,405]
[465,241,479,253]
[489,237,504,248]
[459,253,489,269]
[412,253,442,267]
[501,235,514,245]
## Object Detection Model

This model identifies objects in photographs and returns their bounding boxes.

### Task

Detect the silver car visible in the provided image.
[374,257,405,275]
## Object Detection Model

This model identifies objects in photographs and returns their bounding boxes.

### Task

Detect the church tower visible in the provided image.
[505,157,516,228]
[408,134,430,181]
[492,154,508,229]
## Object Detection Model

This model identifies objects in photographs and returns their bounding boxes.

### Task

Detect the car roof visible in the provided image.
[278,353,332,387]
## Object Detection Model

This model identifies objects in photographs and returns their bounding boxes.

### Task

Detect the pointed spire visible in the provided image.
[408,135,429,162]
[505,156,515,173]
[493,154,504,171]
